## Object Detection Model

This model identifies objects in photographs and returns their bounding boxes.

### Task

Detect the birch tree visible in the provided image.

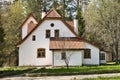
[84,0,120,63]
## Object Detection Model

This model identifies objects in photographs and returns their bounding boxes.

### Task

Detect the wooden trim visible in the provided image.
[50,48,89,51]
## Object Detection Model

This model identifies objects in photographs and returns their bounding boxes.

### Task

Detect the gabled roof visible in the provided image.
[44,8,61,18]
[50,37,85,50]
[17,8,100,49]
[20,13,38,28]
[17,9,78,46]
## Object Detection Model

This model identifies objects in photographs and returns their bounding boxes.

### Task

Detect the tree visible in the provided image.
[76,6,85,37]
[20,0,43,20]
[1,1,26,66]
[0,0,6,67]
[84,0,120,63]
[58,37,74,69]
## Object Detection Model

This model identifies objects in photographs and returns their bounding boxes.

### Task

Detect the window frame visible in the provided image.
[61,51,66,60]
[54,29,59,37]
[84,49,91,59]
[37,48,46,58]
[100,53,105,60]
[46,30,51,38]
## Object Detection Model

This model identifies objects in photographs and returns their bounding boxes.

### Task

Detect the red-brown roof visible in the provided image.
[27,22,37,34]
[44,8,61,18]
[17,9,78,46]
[50,37,84,50]
[20,13,38,29]
[17,8,99,49]
[66,21,74,31]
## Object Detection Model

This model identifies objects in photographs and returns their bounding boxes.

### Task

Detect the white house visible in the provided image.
[17,8,106,67]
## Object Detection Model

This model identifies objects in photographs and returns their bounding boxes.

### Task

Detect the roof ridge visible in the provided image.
[44,8,61,18]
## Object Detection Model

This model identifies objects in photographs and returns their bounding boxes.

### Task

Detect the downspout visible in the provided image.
[99,50,101,65]
[52,50,54,67]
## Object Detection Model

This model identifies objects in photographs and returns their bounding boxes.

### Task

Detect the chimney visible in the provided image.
[41,7,46,19]
[74,17,78,34]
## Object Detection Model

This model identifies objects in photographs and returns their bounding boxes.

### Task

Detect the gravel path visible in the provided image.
[1,73,120,80]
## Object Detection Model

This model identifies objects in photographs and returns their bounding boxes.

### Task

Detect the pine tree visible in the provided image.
[77,7,85,37]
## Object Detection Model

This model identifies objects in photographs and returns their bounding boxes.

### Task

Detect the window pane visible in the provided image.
[61,52,66,60]
[37,48,45,58]
[32,35,36,41]
[100,53,105,60]
[46,30,50,38]
[84,49,91,58]
[55,30,59,37]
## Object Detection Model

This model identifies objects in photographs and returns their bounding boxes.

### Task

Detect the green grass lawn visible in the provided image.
[0,67,35,78]
[1,63,120,77]
[29,64,120,75]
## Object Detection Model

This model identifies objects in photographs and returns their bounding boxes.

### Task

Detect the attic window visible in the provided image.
[50,23,54,27]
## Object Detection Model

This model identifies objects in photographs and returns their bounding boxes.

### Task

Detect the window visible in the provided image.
[61,52,66,60]
[100,53,105,60]
[37,48,45,58]
[84,49,91,58]
[54,30,59,37]
[50,23,54,27]
[32,35,36,41]
[46,30,51,38]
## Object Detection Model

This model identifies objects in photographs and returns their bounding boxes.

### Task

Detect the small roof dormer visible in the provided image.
[20,13,38,39]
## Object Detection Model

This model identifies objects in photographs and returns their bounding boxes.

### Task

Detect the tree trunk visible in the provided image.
[66,64,69,69]
[115,41,119,64]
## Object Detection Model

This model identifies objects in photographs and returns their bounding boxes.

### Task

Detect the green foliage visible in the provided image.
[1,1,26,66]
[84,0,120,62]
[77,7,85,37]
[0,27,4,44]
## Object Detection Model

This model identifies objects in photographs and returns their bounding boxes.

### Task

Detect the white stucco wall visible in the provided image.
[53,50,83,66]
[100,51,106,64]
[19,19,76,66]
[82,43,100,65]
[22,16,38,39]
